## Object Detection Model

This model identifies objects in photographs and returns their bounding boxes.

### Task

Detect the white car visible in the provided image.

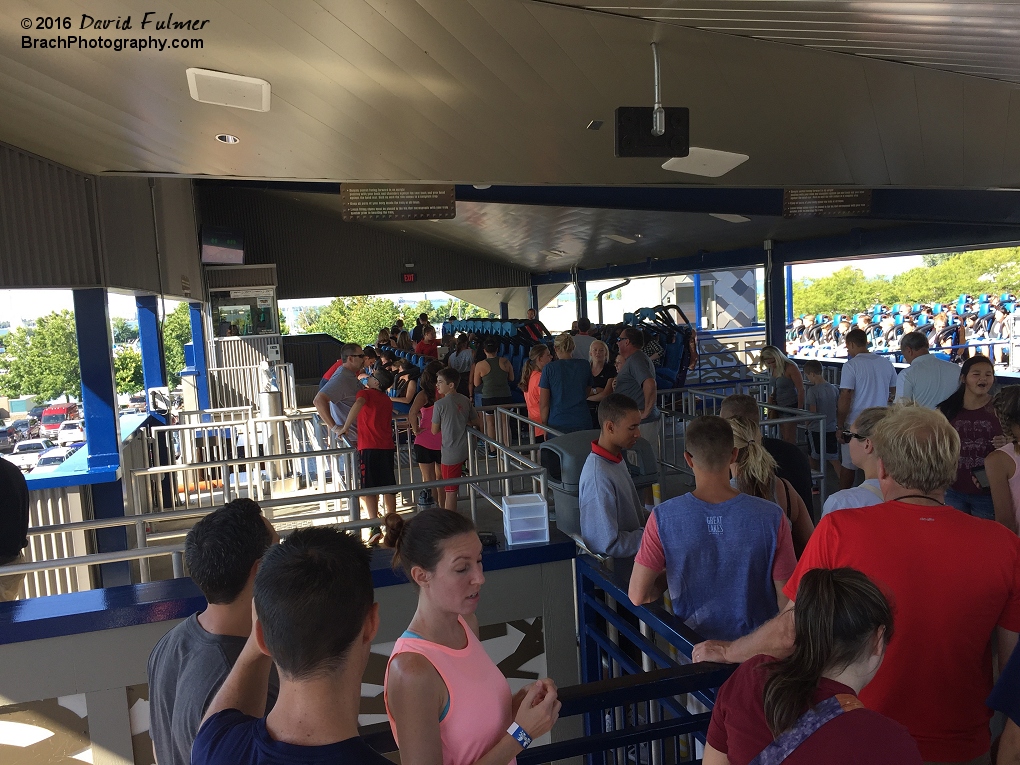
[6,439,56,472]
[31,445,80,474]
[57,419,86,446]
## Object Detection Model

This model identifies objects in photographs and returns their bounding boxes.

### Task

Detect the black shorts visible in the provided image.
[413,444,443,465]
[481,396,514,408]
[808,430,839,459]
[359,449,396,489]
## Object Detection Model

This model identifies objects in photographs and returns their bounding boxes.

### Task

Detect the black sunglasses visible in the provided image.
[840,430,868,442]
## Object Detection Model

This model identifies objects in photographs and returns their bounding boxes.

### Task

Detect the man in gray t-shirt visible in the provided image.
[313,343,366,444]
[147,500,279,765]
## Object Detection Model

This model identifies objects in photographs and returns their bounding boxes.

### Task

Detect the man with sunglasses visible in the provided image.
[821,407,890,517]
[313,343,366,446]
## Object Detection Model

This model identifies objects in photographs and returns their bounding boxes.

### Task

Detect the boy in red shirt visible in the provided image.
[414,326,439,359]
[336,369,397,522]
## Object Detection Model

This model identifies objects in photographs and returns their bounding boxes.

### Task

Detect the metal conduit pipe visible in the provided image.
[596,279,630,325]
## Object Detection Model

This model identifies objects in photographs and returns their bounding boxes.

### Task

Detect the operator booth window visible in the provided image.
[210,290,279,337]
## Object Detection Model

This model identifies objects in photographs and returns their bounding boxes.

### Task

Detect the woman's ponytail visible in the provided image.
[730,416,778,500]
[763,568,894,737]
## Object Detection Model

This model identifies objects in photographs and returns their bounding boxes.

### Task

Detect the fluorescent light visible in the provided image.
[472,184,492,190]
[605,235,636,244]
[540,249,569,258]
[215,134,239,144]
[662,148,749,177]
[709,213,751,223]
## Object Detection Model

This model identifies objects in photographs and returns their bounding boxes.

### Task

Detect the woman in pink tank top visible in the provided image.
[987,387,1020,533]
[384,509,561,765]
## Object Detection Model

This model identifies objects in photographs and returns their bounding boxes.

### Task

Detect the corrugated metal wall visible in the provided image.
[196,186,529,300]
[97,176,161,294]
[0,143,102,288]
[153,178,204,302]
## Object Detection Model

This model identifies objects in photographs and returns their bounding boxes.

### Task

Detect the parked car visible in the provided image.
[40,403,80,440]
[29,405,46,421]
[31,445,80,474]
[0,423,17,454]
[13,418,40,440]
[7,438,56,472]
[57,419,86,446]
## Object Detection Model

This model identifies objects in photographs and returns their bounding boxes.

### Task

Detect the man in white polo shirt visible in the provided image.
[836,329,897,490]
[894,331,961,409]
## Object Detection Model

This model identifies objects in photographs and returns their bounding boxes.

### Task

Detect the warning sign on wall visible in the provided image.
[340,184,456,221]
[783,188,872,218]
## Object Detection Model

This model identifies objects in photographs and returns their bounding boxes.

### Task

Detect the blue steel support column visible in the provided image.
[785,265,795,325]
[764,242,786,348]
[499,301,509,321]
[135,296,167,420]
[691,272,703,329]
[530,286,540,318]
[188,302,211,411]
[72,289,131,586]
[575,281,588,320]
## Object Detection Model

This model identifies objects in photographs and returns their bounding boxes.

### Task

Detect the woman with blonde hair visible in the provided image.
[585,339,617,427]
[394,330,413,352]
[730,416,814,556]
[760,345,805,444]
[539,333,594,433]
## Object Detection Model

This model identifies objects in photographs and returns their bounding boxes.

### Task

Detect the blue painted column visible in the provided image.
[785,265,795,324]
[764,243,786,348]
[188,302,211,411]
[135,296,167,421]
[530,286,540,318]
[499,301,509,321]
[692,272,703,329]
[73,289,131,586]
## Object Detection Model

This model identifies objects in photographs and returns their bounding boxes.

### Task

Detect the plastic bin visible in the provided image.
[501,494,550,546]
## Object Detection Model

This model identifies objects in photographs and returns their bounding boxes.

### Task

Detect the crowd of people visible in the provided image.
[788,293,1016,365]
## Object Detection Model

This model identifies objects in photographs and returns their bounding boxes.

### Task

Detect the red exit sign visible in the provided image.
[402,272,417,283]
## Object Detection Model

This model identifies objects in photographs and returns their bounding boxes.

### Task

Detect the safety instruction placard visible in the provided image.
[340,183,456,221]
[783,188,872,218]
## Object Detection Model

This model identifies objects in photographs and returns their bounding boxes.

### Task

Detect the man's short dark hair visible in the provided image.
[598,393,640,428]
[254,527,373,679]
[803,360,823,375]
[719,393,761,424]
[438,366,460,387]
[185,499,272,605]
[373,368,395,390]
[844,329,869,349]
[620,326,644,349]
[341,343,362,361]
[685,415,737,470]
[900,331,929,354]
[577,317,592,333]
[418,313,429,322]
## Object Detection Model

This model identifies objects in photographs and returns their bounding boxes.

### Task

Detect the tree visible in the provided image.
[296,306,325,332]
[306,296,401,346]
[114,348,144,394]
[162,302,193,389]
[0,310,81,401]
[111,317,139,345]
[922,253,954,268]
[278,310,290,335]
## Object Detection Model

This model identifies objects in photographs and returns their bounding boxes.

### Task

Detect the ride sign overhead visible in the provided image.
[340,183,456,221]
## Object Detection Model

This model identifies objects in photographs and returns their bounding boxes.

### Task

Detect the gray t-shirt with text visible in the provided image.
[432,392,477,465]
[319,366,363,443]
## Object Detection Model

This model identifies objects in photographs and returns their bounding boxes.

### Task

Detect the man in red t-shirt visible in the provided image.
[335,369,396,522]
[414,326,439,359]
[693,405,1020,764]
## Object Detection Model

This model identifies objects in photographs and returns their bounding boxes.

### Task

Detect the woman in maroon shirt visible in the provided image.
[703,568,921,765]
[937,355,1003,520]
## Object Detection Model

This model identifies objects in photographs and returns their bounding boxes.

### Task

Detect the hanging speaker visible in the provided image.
[615,107,690,158]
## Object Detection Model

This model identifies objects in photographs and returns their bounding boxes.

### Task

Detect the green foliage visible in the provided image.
[306,296,401,346]
[163,302,193,389]
[111,317,139,345]
[438,298,493,321]
[792,248,1020,316]
[922,253,954,268]
[0,310,81,401]
[278,310,289,336]
[114,348,144,394]
[296,306,325,332]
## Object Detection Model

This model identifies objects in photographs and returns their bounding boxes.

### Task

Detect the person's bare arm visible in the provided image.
[641,377,656,419]
[692,601,796,664]
[836,389,853,432]
[539,387,551,425]
[313,391,337,429]
[201,629,273,725]
[472,361,486,390]
[628,562,666,606]
[999,628,1019,675]
[986,450,1019,533]
[774,579,790,612]
[702,743,731,765]
[407,392,427,436]
[998,718,1020,765]
[790,366,805,409]
[393,379,417,405]
[503,357,514,383]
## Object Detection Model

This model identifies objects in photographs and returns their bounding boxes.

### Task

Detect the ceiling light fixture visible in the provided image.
[215,134,239,144]
[473,184,492,190]
[187,68,271,112]
[662,148,749,177]
[709,213,751,223]
[605,234,636,244]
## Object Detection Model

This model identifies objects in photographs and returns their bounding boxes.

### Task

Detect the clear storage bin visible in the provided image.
[501,494,550,546]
